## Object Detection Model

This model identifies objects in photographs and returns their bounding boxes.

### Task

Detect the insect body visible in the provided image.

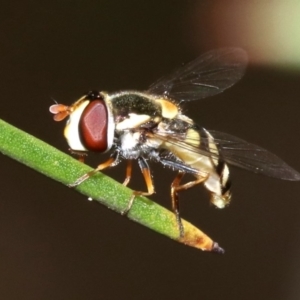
[50,48,300,239]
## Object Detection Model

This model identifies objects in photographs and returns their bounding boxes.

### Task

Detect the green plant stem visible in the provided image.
[0,118,223,253]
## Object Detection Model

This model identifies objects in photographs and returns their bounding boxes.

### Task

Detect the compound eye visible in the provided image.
[79,100,108,152]
[85,90,102,101]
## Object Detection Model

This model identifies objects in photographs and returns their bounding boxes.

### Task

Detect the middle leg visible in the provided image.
[121,157,155,215]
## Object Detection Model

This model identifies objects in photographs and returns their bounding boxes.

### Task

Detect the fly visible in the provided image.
[49,48,300,242]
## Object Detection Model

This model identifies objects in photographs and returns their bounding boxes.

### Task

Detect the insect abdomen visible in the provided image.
[164,126,232,208]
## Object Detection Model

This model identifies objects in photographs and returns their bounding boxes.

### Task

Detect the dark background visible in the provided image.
[1,1,300,299]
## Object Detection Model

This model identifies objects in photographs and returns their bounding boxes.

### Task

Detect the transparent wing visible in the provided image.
[151,129,300,181]
[209,130,300,180]
[148,48,248,102]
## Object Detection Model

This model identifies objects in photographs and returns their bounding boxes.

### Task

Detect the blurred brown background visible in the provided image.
[1,1,300,299]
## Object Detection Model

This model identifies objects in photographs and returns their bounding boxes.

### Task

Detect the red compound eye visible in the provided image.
[79,100,108,152]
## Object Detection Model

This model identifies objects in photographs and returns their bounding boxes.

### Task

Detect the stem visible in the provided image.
[0,118,223,253]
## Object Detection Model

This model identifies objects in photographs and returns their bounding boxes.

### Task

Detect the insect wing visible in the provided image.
[148,48,248,102]
[208,130,300,181]
[152,129,300,181]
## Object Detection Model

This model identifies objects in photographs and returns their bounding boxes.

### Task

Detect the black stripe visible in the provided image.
[221,177,231,195]
[215,160,225,177]
[215,160,232,195]
[200,127,231,196]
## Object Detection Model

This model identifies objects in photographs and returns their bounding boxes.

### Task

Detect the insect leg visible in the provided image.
[69,149,88,163]
[122,160,133,186]
[171,171,185,237]
[121,157,155,215]
[68,152,119,187]
[173,177,207,192]
[171,173,207,238]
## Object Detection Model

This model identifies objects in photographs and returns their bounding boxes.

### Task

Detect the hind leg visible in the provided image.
[171,172,207,237]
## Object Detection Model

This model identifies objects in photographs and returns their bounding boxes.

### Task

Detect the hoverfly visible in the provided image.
[50,48,300,239]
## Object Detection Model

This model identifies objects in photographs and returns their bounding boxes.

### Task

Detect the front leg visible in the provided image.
[69,149,88,163]
[122,160,133,187]
[68,152,120,187]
